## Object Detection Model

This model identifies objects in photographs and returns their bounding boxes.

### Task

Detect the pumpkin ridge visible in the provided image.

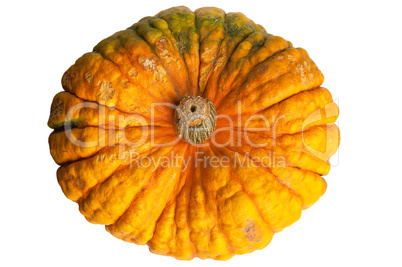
[149,20,193,97]
[57,146,126,201]
[194,7,226,95]
[115,31,181,102]
[215,48,312,112]
[212,135,326,209]
[57,85,125,119]
[218,125,335,176]
[148,144,195,257]
[50,126,177,165]
[200,146,234,258]
[91,50,166,105]
[154,8,198,96]
[61,68,155,117]
[124,26,183,99]
[202,146,239,257]
[111,145,187,244]
[209,145,276,233]
[174,145,197,259]
[231,35,290,82]
[202,13,262,102]
[224,87,339,138]
[227,147,302,231]
[49,127,106,165]
[215,144,303,214]
[187,151,212,258]
[211,38,291,107]
[112,28,183,102]
[81,145,176,225]
[48,91,173,129]
[130,19,190,97]
[147,144,198,259]
[269,166,327,209]
[71,145,163,203]
[207,32,270,104]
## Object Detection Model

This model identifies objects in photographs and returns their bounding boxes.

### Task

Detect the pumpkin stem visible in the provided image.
[174,96,217,144]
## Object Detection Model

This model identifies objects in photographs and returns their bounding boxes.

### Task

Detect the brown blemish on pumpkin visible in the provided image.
[84,71,94,83]
[128,68,138,78]
[243,220,261,242]
[76,178,85,190]
[296,63,309,86]
[288,54,295,63]
[68,174,85,190]
[97,80,115,101]
[50,99,63,120]
[121,80,130,88]
[138,56,156,71]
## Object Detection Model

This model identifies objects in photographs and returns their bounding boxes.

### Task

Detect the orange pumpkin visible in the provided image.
[48,6,340,260]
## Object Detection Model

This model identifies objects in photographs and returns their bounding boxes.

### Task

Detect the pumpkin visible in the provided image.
[48,6,340,260]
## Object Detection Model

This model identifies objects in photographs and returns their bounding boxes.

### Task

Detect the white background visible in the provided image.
[1,0,401,266]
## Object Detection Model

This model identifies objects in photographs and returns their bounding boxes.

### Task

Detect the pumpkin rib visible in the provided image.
[50,126,176,165]
[215,126,333,183]
[209,145,276,233]
[186,155,215,258]
[57,145,156,202]
[115,30,182,102]
[221,142,323,209]
[77,148,165,224]
[148,144,196,258]
[91,50,166,105]
[248,127,337,176]
[210,39,290,108]
[199,146,234,257]
[49,127,108,165]
[224,35,290,95]
[48,91,173,129]
[212,123,337,176]
[194,7,227,95]
[173,148,197,259]
[111,145,186,244]
[204,146,253,257]
[215,47,324,116]
[93,28,181,103]
[144,17,194,97]
[78,146,171,224]
[241,125,337,174]
[269,167,327,210]
[58,82,132,120]
[61,60,165,117]
[74,145,163,203]
[228,87,339,136]
[206,32,270,104]
[224,147,302,231]
[130,20,190,97]
[156,7,200,96]
[202,13,265,102]
[275,124,339,162]
[125,26,184,99]
[215,144,304,211]
[148,145,198,259]
[215,47,310,111]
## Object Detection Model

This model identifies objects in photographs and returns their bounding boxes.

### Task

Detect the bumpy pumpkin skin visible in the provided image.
[48,6,340,260]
